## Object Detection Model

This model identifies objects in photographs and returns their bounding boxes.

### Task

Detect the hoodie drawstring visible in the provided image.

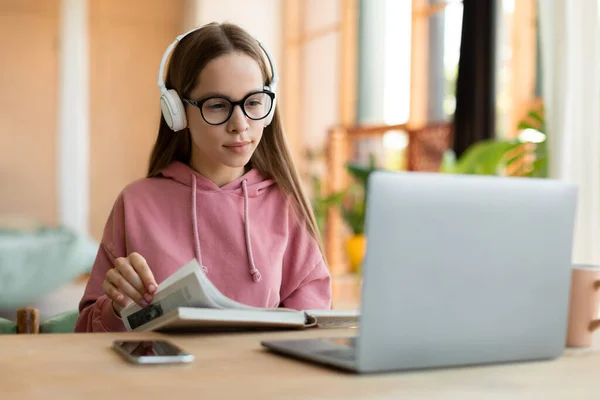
[190,174,261,283]
[191,174,208,274]
[242,180,262,282]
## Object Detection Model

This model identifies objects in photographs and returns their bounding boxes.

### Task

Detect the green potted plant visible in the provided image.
[310,176,345,240]
[341,154,378,273]
[516,105,547,178]
[441,105,547,177]
[305,148,346,242]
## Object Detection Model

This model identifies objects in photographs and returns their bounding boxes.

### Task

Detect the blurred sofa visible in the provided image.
[0,214,97,325]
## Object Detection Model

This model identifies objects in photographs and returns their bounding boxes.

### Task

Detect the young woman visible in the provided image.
[75,22,331,333]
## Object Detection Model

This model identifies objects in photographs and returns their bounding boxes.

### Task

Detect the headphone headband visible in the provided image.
[157,24,278,92]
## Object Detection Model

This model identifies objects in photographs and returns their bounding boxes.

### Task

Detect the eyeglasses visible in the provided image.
[183,90,275,126]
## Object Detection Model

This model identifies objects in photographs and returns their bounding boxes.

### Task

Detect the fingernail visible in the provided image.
[117,294,124,301]
[139,300,148,307]
[144,294,153,303]
[148,284,156,293]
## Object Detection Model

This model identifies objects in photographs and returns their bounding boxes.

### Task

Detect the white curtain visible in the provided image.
[538,0,600,264]
[58,0,89,235]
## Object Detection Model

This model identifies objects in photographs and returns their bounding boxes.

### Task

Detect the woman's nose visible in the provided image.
[226,105,249,133]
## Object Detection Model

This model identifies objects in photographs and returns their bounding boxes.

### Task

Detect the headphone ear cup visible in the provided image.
[160,89,187,131]
[264,91,277,127]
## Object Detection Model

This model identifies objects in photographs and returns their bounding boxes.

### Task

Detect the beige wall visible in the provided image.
[280,0,343,177]
[88,0,185,240]
[302,0,341,153]
[0,0,59,226]
[195,0,282,68]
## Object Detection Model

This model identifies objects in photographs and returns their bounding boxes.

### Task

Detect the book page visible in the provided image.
[195,263,259,310]
[304,309,360,318]
[304,309,360,329]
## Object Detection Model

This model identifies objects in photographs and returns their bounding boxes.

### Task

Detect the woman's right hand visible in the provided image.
[102,252,158,316]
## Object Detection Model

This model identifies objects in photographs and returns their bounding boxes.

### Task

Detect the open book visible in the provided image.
[120,259,360,332]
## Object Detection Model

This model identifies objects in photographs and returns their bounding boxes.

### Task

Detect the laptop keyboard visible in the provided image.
[314,337,357,362]
[316,347,356,362]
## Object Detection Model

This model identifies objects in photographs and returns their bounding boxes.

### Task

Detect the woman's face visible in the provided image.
[185,52,267,175]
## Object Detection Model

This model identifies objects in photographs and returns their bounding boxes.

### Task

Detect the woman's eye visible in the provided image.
[206,103,227,110]
[246,100,262,107]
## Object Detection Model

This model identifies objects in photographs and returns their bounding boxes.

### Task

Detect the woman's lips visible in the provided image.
[223,142,251,153]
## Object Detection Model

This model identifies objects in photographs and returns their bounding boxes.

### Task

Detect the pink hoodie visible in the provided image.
[75,161,331,332]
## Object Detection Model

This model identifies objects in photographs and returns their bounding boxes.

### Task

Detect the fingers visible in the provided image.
[128,252,158,295]
[102,278,128,309]
[106,268,147,307]
[103,253,158,311]
[114,257,147,299]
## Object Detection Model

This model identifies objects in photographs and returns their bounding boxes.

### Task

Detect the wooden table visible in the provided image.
[1,328,599,399]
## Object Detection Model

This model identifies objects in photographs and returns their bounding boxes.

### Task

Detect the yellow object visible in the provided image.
[345,234,366,273]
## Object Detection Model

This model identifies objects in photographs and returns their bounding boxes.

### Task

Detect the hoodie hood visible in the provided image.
[160,161,276,197]
[159,161,276,282]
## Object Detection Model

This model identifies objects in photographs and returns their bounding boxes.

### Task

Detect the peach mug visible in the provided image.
[566,264,600,347]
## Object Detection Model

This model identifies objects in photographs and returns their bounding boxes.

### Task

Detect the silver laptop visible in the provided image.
[262,171,578,373]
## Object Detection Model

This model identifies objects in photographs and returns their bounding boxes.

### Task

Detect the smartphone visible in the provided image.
[112,340,194,364]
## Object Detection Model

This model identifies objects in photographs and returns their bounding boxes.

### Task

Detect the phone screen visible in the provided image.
[113,340,194,363]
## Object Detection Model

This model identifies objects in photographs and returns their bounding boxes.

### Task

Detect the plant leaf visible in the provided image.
[322,191,346,206]
[517,121,538,130]
[345,163,371,182]
[528,110,544,125]
[453,140,521,175]
[530,156,548,178]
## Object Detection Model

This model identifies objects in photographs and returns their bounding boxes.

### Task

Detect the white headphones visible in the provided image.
[157,24,279,132]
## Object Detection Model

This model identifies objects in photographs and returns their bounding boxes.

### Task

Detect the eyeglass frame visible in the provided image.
[183,90,276,126]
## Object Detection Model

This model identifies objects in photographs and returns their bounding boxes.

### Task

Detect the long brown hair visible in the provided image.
[148,22,324,255]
